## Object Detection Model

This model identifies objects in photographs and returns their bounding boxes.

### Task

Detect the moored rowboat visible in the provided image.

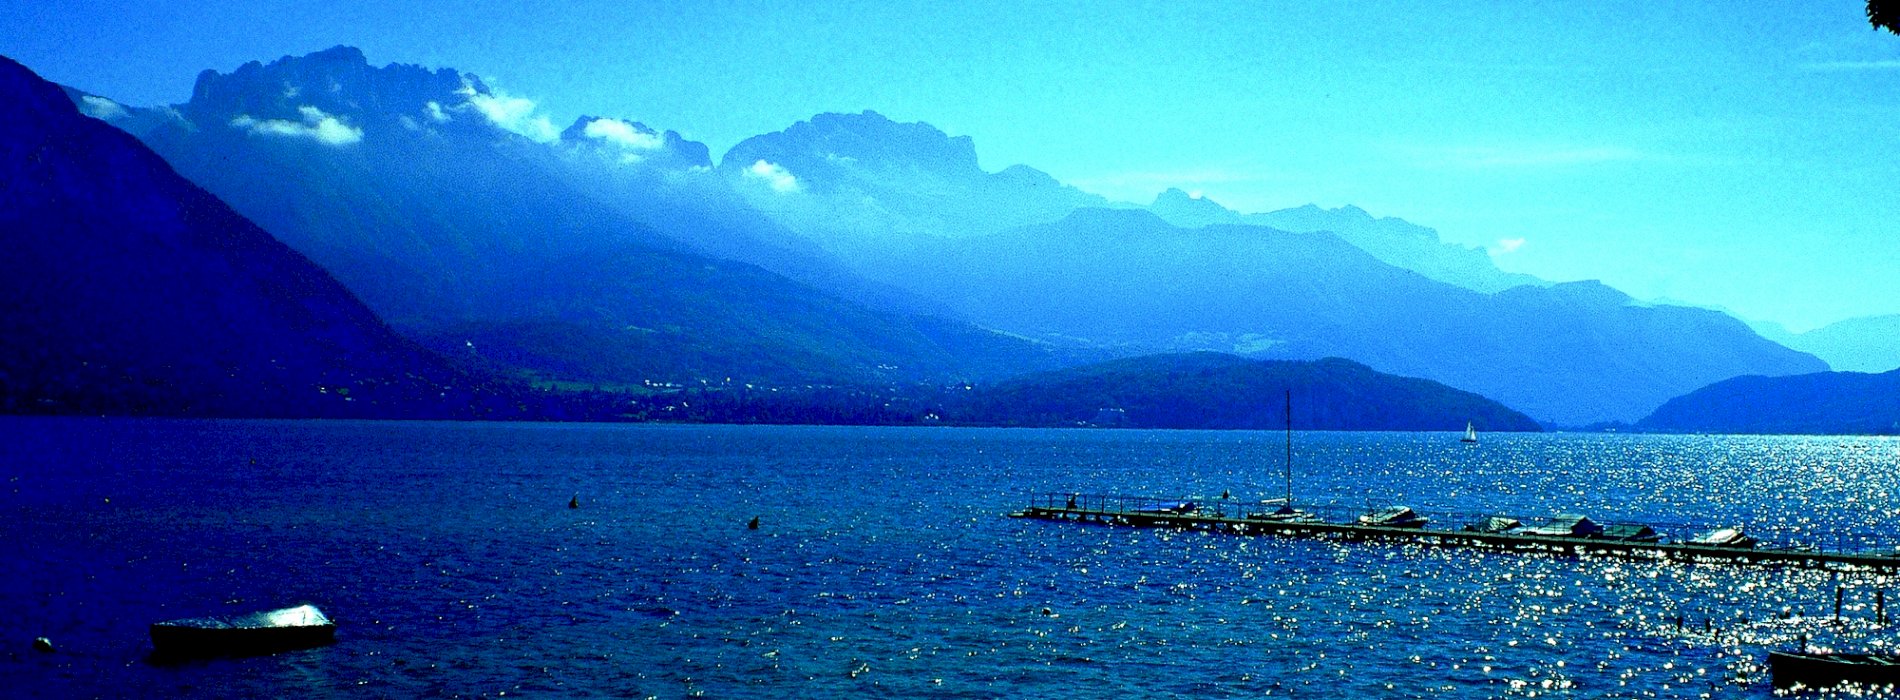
[150,604,336,658]
[1770,651,1900,689]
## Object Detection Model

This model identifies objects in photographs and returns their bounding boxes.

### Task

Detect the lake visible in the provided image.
[4,418,1900,697]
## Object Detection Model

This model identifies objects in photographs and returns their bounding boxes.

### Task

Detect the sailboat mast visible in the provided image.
[1284,389,1292,505]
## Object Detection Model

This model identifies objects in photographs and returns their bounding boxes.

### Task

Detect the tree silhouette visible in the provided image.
[1874,0,1900,34]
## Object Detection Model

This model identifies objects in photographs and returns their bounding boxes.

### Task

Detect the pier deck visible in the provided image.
[1011,493,1900,570]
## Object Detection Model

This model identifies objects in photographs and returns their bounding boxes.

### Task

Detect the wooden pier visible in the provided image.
[1010,493,1900,571]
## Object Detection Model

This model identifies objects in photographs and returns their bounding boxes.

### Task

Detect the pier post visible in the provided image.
[1835,586,1845,621]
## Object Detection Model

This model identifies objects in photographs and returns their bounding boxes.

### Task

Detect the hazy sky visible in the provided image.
[6,0,1898,331]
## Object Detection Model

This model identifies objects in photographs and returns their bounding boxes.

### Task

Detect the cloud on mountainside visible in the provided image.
[457,81,559,143]
[744,159,800,193]
[1494,237,1527,254]
[230,105,363,146]
[583,118,663,151]
[79,95,127,120]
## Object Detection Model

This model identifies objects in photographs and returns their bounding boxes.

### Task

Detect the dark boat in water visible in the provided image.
[1249,500,1322,523]
[1597,523,1662,543]
[1464,516,1523,534]
[1133,501,1199,515]
[150,604,336,658]
[1770,651,1900,690]
[1520,514,1604,538]
[1358,505,1429,528]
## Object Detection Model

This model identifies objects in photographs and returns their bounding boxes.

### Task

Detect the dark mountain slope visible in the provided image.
[0,54,471,417]
[953,353,1542,431]
[1637,369,1900,435]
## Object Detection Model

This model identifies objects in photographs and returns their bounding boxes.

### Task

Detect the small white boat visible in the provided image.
[1461,422,1478,443]
[1689,527,1756,549]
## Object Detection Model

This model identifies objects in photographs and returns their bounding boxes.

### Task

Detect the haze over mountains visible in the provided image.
[78,46,1062,388]
[19,45,1892,430]
[1147,188,1543,295]
[1752,315,1900,374]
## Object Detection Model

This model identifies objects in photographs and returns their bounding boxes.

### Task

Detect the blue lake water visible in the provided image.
[4,418,1900,697]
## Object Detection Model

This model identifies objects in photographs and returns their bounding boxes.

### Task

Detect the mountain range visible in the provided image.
[13,45,1875,429]
[864,207,1821,425]
[1147,188,1542,294]
[75,46,1064,388]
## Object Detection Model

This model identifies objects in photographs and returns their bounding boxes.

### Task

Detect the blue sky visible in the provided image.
[5,0,1898,331]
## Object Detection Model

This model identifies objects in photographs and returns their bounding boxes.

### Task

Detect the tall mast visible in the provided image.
[1284,389,1293,505]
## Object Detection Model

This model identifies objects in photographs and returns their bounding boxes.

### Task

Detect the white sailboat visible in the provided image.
[1461,421,1479,444]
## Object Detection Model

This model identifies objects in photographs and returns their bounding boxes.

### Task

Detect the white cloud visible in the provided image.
[744,159,800,193]
[1403,144,1646,169]
[78,95,127,120]
[229,105,363,146]
[582,117,663,151]
[424,100,450,123]
[457,81,559,143]
[1494,237,1527,254]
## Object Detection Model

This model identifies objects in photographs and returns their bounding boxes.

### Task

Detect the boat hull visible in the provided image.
[150,605,336,658]
[1770,651,1900,689]
[150,624,336,658]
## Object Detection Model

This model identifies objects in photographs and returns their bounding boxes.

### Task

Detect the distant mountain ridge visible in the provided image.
[1149,188,1543,294]
[719,110,1109,259]
[1776,315,1900,373]
[871,207,1825,425]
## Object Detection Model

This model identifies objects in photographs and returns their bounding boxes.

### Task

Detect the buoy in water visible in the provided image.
[748,516,760,530]
[569,495,579,509]
[32,636,53,653]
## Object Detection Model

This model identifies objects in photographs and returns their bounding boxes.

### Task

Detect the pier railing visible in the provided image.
[1018,492,1900,567]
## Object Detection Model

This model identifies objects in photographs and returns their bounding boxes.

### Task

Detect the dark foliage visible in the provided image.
[1873,0,1900,34]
